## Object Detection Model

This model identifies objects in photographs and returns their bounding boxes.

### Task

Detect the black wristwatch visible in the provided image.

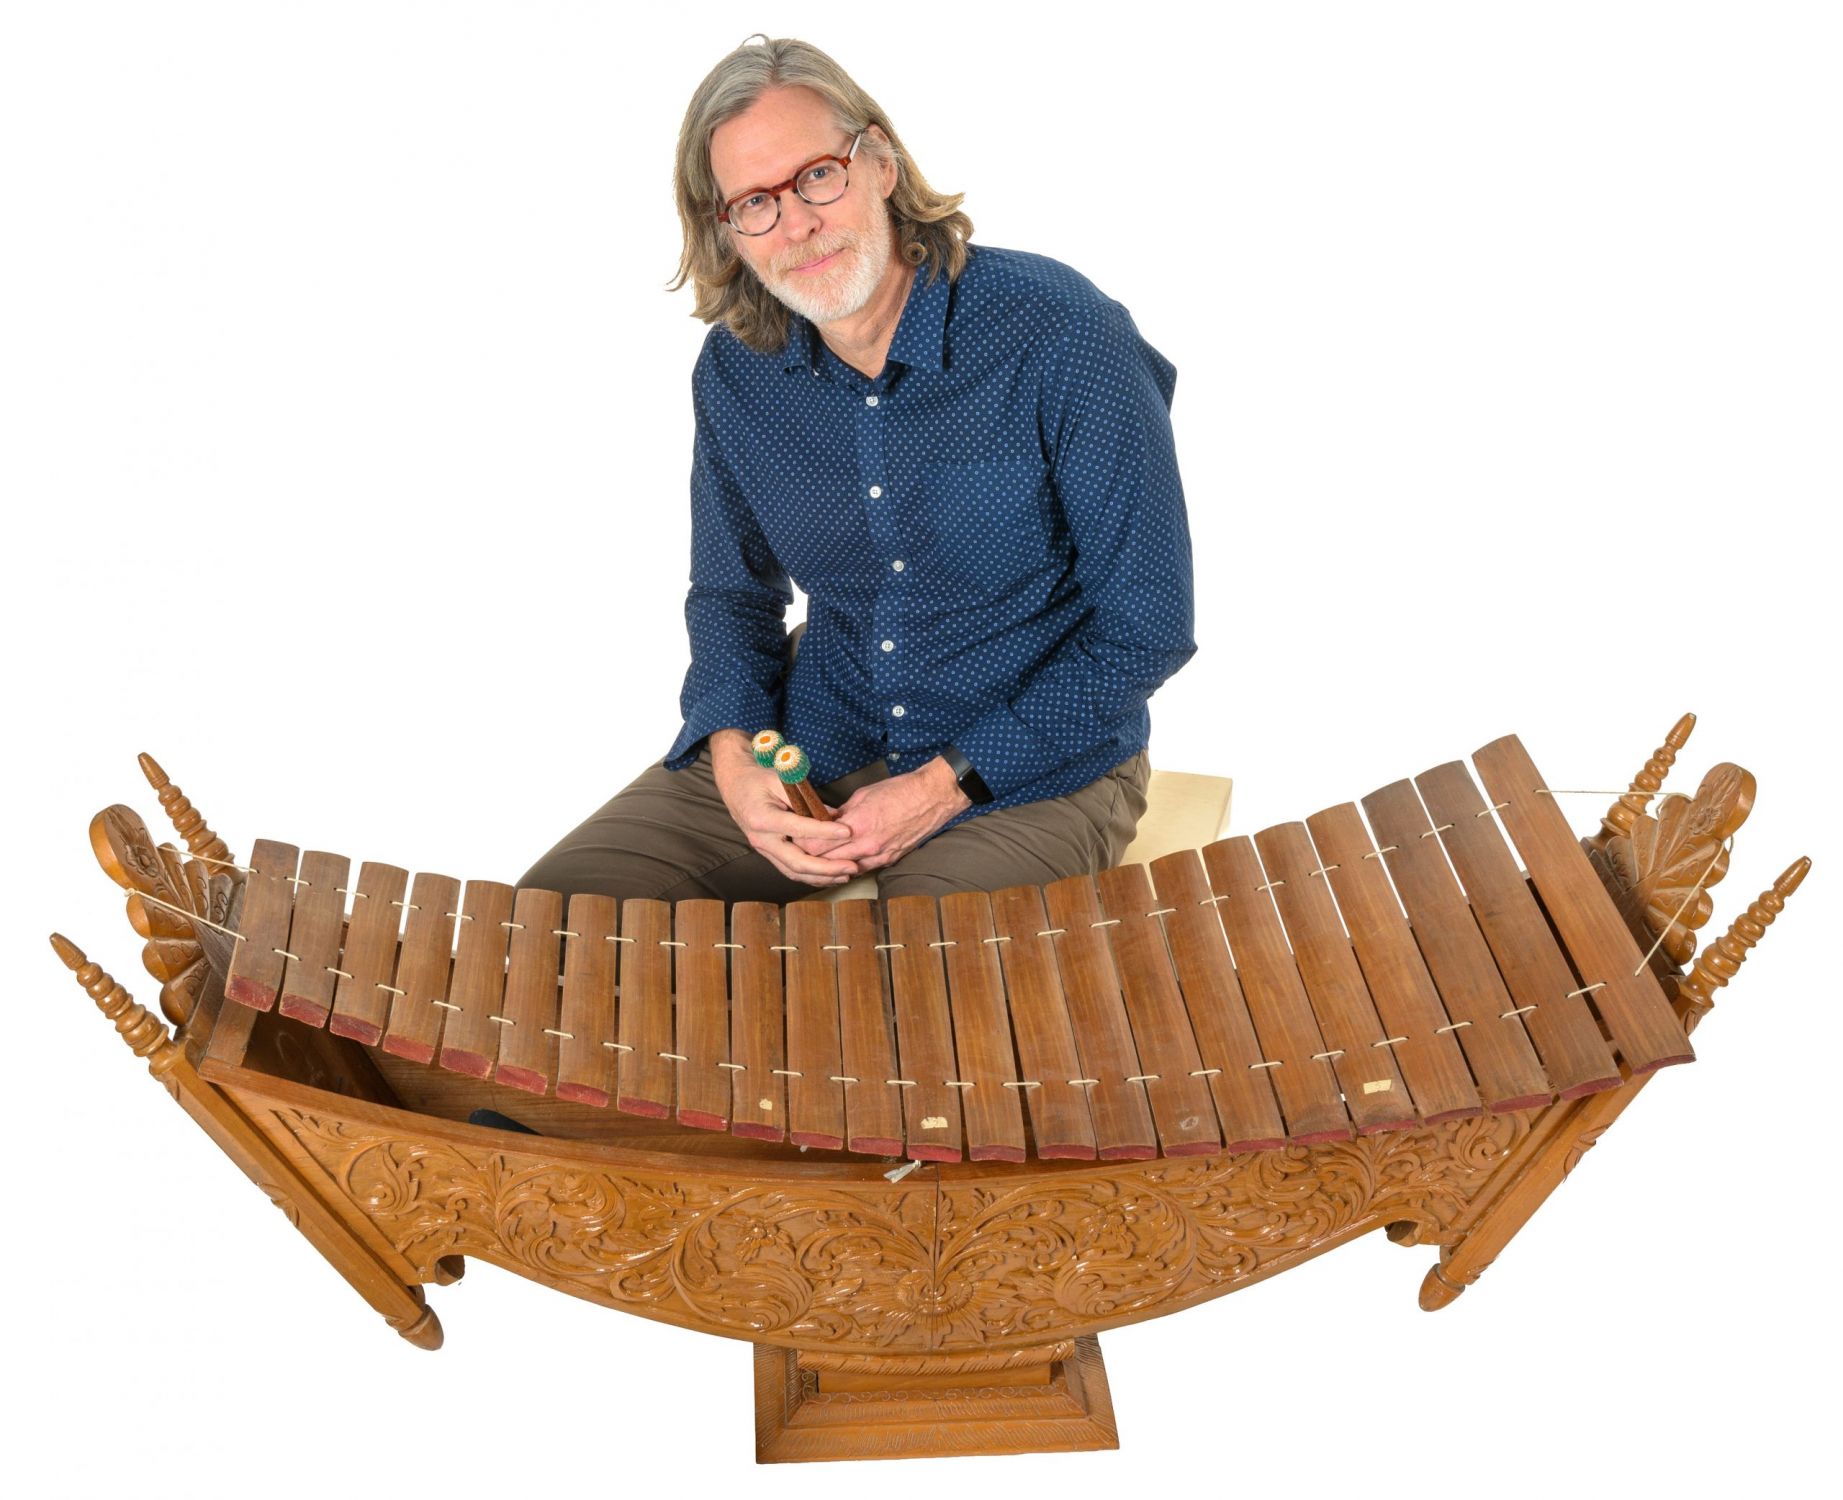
[940,743,994,805]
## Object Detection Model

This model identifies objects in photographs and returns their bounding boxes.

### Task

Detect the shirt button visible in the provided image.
[891,559,905,572]
[890,751,902,761]
[868,484,883,499]
[865,395,879,407]
[880,639,894,652]
[891,705,906,718]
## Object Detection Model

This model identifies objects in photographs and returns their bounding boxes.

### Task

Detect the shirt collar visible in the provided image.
[778,258,950,375]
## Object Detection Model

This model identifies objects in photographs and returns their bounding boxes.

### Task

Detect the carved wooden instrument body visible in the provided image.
[57,716,1806,1462]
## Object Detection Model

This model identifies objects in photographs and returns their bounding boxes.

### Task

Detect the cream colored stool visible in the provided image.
[815,767,1233,903]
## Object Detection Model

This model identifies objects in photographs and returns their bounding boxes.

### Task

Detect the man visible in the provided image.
[519,36,1195,904]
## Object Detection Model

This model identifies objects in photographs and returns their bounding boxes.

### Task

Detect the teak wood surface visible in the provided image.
[60,719,1806,1463]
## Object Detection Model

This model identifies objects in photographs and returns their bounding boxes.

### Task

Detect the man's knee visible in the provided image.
[514,753,740,902]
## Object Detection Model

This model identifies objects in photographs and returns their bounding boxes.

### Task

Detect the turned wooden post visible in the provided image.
[51,933,446,1349]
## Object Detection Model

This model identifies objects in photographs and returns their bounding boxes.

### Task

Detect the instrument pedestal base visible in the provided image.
[753,1336,1119,1462]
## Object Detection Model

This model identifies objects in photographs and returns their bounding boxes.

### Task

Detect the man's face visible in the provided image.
[710,85,898,326]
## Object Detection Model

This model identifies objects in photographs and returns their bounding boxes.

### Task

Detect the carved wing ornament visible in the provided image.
[1590,762,1756,969]
[87,802,238,1028]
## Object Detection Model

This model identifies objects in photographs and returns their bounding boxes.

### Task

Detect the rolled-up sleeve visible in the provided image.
[663,345,794,770]
[953,300,1197,799]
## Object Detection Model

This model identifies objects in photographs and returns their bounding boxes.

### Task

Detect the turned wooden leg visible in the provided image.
[1420,1077,1649,1311]
[753,1338,1119,1462]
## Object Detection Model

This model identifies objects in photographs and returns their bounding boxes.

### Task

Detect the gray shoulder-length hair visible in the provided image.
[669,35,974,354]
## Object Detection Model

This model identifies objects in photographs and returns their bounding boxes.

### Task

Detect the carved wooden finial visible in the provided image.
[51,931,178,1069]
[138,752,233,867]
[1595,712,1697,849]
[1676,856,1812,1026]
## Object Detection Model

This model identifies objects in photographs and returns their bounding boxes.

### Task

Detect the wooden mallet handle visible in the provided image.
[769,742,834,822]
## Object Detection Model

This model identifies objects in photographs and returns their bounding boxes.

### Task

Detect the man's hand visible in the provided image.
[708,729,861,887]
[826,756,972,872]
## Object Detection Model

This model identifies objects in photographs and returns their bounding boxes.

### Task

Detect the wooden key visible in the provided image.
[729,903,787,1143]
[1147,851,1288,1152]
[381,872,461,1064]
[938,892,1027,1163]
[1201,838,1352,1144]
[277,850,351,1028]
[833,900,903,1157]
[784,903,846,1150]
[223,839,300,1012]
[328,861,408,1045]
[555,893,618,1106]
[615,899,675,1119]
[1303,806,1481,1124]
[437,879,517,1080]
[991,885,1096,1160]
[1363,780,1554,1111]
[885,895,964,1163]
[673,899,731,1131]
[1253,823,1416,1134]
[1472,735,1693,1075]
[1415,761,1623,1098]
[1092,866,1221,1155]
[1042,875,1159,1160]
[493,886,565,1096]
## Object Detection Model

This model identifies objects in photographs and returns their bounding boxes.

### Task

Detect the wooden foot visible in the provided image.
[1419,1261,1471,1311]
[753,1338,1119,1462]
[388,1288,444,1350]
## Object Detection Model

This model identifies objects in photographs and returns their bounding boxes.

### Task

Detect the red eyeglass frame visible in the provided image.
[716,131,864,232]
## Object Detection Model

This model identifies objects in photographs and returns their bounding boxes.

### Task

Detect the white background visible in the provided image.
[5,2,1837,1494]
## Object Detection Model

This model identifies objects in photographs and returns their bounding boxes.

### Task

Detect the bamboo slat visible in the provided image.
[834,900,903,1157]
[1253,823,1415,1133]
[328,861,409,1046]
[1472,734,1694,1075]
[277,850,351,1028]
[1042,875,1158,1161]
[991,884,1096,1160]
[1303,805,1481,1124]
[885,895,964,1163]
[1200,838,1351,1143]
[673,899,731,1131]
[223,839,300,1012]
[1362,780,1553,1111]
[1147,850,1288,1151]
[380,872,460,1064]
[615,898,675,1119]
[492,886,564,1097]
[1415,760,1623,1098]
[1092,865,1221,1155]
[784,902,846,1151]
[555,893,618,1106]
[729,902,787,1142]
[938,892,1027,1163]
[437,879,517,1081]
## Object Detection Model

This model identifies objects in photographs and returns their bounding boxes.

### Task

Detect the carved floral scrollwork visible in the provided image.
[930,1113,1524,1345]
[275,1107,1527,1355]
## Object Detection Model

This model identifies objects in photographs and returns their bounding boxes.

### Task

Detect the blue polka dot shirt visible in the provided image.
[664,243,1197,833]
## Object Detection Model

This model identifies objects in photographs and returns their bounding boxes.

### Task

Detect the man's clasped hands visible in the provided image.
[708,727,970,887]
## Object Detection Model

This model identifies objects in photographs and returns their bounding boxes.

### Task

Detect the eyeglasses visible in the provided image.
[718,131,863,237]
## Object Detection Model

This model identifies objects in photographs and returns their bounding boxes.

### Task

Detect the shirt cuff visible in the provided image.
[666,685,784,771]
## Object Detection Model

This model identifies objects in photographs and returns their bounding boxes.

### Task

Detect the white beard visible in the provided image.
[758,190,895,326]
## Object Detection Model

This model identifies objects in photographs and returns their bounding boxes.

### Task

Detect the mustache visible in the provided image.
[775,235,852,275]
